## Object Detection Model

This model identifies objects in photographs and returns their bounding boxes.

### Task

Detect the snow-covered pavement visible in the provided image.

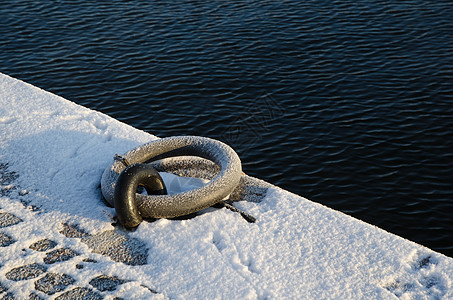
[1,72,452,299]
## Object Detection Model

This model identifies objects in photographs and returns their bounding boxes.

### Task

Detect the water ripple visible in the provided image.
[1,0,452,256]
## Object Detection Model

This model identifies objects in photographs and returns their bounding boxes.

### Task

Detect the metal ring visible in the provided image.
[114,163,167,228]
[101,136,242,221]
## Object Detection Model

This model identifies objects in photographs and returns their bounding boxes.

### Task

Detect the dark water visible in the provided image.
[1,1,452,257]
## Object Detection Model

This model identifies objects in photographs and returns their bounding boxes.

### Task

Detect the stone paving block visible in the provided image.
[1,292,15,300]
[0,163,19,198]
[0,282,7,293]
[43,248,78,264]
[0,163,18,185]
[60,223,89,238]
[0,187,13,197]
[35,273,75,295]
[5,264,46,281]
[29,293,43,300]
[89,275,125,292]
[0,232,14,247]
[29,239,57,252]
[0,213,22,228]
[81,230,147,266]
[55,287,103,300]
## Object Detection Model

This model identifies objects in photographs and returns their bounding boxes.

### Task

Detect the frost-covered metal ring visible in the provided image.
[101,136,242,225]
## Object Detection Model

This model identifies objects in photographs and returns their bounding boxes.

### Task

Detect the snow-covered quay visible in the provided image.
[1,72,452,299]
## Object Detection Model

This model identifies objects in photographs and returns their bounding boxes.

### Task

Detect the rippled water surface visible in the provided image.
[1,1,452,256]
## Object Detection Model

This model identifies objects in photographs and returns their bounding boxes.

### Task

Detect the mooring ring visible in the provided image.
[101,136,242,224]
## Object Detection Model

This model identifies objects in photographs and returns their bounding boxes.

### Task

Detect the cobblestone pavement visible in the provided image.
[1,161,269,299]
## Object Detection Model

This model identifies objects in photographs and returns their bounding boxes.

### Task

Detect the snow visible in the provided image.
[1,72,452,299]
